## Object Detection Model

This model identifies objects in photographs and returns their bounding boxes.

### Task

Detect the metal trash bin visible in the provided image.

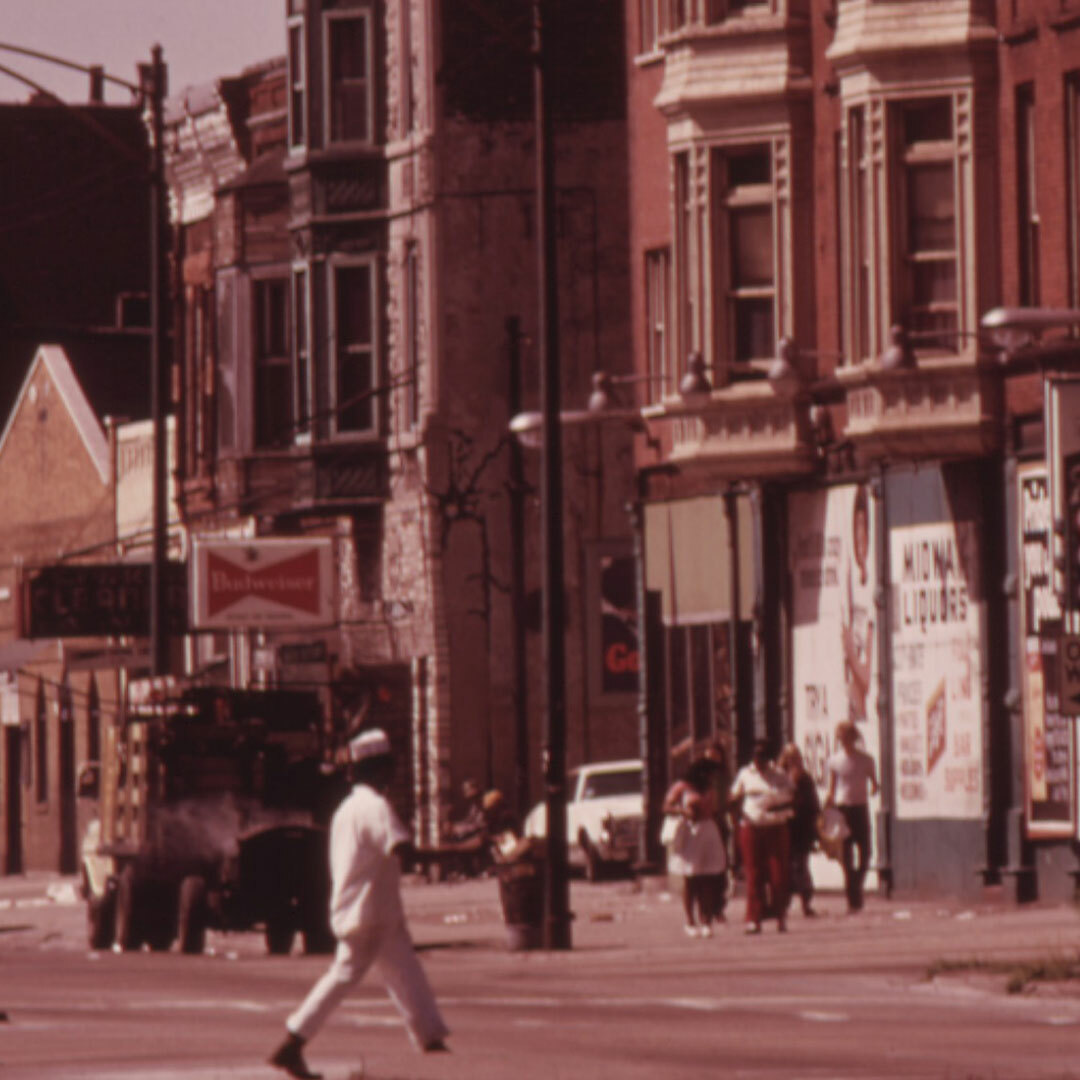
[495,846,545,951]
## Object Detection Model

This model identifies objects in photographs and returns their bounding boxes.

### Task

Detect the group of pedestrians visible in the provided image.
[661,722,879,938]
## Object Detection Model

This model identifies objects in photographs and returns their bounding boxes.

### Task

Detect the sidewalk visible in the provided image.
[3,866,1078,983]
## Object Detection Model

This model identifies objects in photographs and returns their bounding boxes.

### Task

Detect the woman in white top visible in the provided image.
[662,758,728,938]
[728,740,794,935]
[824,721,879,913]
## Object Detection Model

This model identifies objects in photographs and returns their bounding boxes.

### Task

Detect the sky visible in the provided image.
[0,0,285,104]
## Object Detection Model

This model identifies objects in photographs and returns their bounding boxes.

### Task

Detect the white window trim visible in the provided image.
[323,7,375,148]
[329,253,380,440]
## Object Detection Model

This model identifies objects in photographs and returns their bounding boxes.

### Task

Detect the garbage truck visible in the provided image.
[79,679,341,955]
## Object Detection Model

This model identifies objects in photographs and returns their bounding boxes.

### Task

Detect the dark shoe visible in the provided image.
[423,1039,450,1052]
[269,1033,322,1080]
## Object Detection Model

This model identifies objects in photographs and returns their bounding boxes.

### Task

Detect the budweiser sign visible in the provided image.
[190,538,334,629]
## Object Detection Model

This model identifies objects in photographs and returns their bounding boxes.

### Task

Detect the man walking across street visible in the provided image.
[824,721,879,914]
[269,728,449,1079]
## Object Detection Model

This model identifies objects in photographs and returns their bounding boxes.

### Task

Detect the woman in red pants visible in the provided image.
[729,739,794,934]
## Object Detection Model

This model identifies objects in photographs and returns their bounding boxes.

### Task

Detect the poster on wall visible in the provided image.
[889,521,983,819]
[790,484,881,889]
[585,543,639,700]
[1017,463,1076,839]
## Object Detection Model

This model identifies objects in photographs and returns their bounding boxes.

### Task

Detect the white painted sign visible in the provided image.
[790,484,881,889]
[890,521,983,820]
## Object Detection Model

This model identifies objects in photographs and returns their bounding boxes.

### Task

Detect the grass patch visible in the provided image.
[926,953,1080,994]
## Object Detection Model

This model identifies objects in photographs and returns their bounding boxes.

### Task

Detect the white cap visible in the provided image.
[348,728,392,762]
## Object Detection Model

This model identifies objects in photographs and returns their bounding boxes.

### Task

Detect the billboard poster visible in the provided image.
[889,521,983,819]
[1017,463,1075,838]
[586,543,639,700]
[790,485,880,889]
[190,538,335,629]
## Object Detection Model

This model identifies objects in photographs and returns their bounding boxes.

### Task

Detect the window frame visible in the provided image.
[893,96,959,351]
[252,274,293,449]
[644,246,673,403]
[403,242,421,431]
[287,16,306,150]
[1016,83,1040,308]
[330,254,380,439]
[323,7,375,147]
[710,142,778,374]
[292,263,313,445]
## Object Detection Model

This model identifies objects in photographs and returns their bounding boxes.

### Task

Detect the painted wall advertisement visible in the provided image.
[790,484,881,888]
[1017,463,1075,838]
[889,521,982,819]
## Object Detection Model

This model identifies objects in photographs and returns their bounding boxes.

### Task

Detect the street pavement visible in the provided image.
[2,870,1080,1079]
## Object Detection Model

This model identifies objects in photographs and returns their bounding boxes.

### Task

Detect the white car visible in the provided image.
[523,759,644,879]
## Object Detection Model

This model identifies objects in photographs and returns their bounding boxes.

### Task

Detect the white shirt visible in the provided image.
[730,763,793,827]
[827,748,877,807]
[328,783,411,938]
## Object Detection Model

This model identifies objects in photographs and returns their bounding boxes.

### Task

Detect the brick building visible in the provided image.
[622,0,1080,901]
[167,2,634,840]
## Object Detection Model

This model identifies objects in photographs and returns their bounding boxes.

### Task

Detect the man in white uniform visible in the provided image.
[269,728,449,1079]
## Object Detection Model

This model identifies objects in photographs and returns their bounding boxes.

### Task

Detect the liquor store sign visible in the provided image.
[190,538,335,630]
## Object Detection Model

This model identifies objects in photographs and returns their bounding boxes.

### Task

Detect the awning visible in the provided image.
[644,494,755,623]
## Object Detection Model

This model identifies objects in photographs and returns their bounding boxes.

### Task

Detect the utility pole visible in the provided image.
[145,45,170,676]
[533,0,571,950]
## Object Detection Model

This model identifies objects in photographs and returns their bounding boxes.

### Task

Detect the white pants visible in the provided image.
[287,920,449,1050]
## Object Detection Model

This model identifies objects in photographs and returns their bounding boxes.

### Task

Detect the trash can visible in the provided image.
[496,851,545,951]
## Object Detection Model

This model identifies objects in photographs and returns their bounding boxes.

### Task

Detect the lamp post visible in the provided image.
[0,42,171,675]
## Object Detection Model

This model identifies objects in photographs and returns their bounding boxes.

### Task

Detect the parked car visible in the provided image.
[523,759,644,880]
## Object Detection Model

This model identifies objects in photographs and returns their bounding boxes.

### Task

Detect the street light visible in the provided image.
[0,42,171,675]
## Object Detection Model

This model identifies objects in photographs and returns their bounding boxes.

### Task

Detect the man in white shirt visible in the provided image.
[824,721,879,913]
[269,728,449,1079]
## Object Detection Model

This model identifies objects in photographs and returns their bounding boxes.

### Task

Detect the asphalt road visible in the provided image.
[3,873,1080,1080]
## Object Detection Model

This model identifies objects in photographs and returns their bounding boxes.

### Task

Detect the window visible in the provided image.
[292,267,312,440]
[645,247,672,401]
[674,151,695,374]
[333,259,377,435]
[404,243,420,430]
[34,680,46,804]
[1068,74,1080,307]
[326,10,373,144]
[400,0,414,133]
[87,675,100,764]
[1017,84,1040,307]
[253,278,292,448]
[712,144,775,369]
[895,98,957,348]
[287,19,305,148]
[639,0,659,52]
[848,107,872,362]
